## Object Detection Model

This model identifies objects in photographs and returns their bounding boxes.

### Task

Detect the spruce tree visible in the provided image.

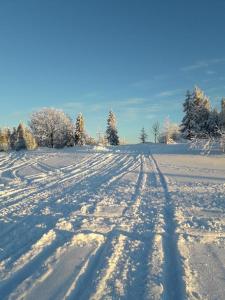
[15,123,26,150]
[140,127,148,143]
[207,108,220,137]
[219,98,225,132]
[192,86,210,137]
[74,113,85,146]
[10,127,17,150]
[106,111,119,145]
[16,123,37,151]
[180,90,195,139]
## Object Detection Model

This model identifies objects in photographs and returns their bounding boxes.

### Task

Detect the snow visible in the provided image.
[0,143,224,299]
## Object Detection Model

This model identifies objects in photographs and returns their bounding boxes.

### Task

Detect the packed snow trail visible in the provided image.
[0,144,225,299]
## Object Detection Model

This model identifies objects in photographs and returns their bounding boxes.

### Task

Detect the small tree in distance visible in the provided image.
[152,121,160,143]
[75,113,85,146]
[106,111,119,145]
[140,127,148,143]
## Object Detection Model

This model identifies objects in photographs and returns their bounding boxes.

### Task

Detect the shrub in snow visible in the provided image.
[106,111,119,146]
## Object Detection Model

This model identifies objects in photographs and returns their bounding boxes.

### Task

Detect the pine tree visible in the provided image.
[74,113,85,146]
[15,123,26,150]
[219,98,225,132]
[180,90,195,139]
[139,127,148,143]
[16,123,37,151]
[10,127,17,150]
[192,86,211,137]
[106,111,119,145]
[207,108,220,137]
[181,87,211,139]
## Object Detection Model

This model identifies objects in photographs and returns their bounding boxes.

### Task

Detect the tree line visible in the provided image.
[0,109,119,151]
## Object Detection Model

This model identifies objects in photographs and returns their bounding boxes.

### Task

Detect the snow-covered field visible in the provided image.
[0,144,224,300]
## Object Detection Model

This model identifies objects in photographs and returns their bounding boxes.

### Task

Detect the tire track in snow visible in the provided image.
[0,152,137,288]
[68,155,148,300]
[150,153,185,300]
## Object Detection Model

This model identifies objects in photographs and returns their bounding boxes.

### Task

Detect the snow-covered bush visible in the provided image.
[29,108,73,148]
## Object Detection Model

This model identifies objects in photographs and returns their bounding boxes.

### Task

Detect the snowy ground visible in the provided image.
[0,144,224,300]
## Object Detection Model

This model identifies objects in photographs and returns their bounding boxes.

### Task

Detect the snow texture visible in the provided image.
[0,143,224,299]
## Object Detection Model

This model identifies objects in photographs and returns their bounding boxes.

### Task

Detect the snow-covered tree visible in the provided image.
[207,108,220,137]
[16,123,37,151]
[29,108,73,148]
[152,121,160,143]
[159,118,180,144]
[106,111,119,146]
[181,87,211,139]
[0,128,10,151]
[139,127,148,143]
[74,113,85,146]
[219,98,225,131]
[180,90,195,139]
[192,87,211,137]
[10,127,17,150]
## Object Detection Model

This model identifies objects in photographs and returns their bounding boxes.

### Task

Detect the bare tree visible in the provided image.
[152,121,160,143]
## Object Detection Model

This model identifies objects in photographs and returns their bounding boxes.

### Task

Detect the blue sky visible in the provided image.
[1,0,225,142]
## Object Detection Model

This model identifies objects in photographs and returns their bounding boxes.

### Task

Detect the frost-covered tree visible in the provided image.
[16,123,37,151]
[159,118,180,144]
[139,127,148,143]
[219,98,225,131]
[0,128,10,151]
[152,121,160,143]
[106,111,119,145]
[192,87,211,137]
[29,108,73,148]
[74,113,85,146]
[180,90,195,139]
[10,127,17,150]
[207,108,220,137]
[181,87,211,139]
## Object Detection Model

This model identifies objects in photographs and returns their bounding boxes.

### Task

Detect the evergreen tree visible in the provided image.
[10,127,17,150]
[139,127,148,143]
[207,108,220,137]
[180,90,195,139]
[74,113,85,146]
[15,123,26,150]
[181,87,211,139]
[106,111,119,145]
[219,98,225,132]
[192,86,211,137]
[16,123,37,151]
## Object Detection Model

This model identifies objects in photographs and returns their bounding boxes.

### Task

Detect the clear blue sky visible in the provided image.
[1,0,225,142]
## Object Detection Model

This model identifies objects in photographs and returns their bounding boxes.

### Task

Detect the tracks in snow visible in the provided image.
[0,148,186,299]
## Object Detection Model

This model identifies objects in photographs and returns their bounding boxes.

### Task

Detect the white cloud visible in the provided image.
[156,89,183,98]
[182,58,225,72]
